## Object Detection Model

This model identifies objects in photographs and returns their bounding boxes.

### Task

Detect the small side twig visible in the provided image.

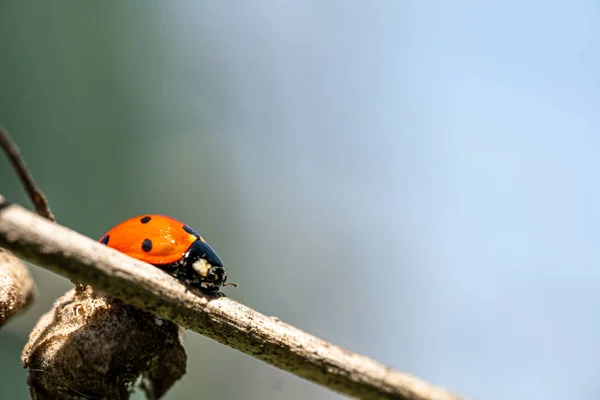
[0,126,86,290]
[0,126,55,222]
[0,196,468,400]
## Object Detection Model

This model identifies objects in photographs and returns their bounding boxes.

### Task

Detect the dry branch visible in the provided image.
[0,196,467,400]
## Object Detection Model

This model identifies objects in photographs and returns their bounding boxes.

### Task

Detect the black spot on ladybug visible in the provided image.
[142,239,153,252]
[140,216,151,224]
[101,235,110,245]
[183,225,200,239]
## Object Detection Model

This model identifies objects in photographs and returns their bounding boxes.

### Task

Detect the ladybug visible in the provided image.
[99,214,231,292]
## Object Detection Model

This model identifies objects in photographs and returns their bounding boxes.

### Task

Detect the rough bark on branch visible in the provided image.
[0,248,36,327]
[0,197,467,400]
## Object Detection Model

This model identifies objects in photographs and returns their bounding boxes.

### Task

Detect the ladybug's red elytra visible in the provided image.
[99,214,231,292]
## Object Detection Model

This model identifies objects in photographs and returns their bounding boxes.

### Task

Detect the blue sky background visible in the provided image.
[1,2,599,399]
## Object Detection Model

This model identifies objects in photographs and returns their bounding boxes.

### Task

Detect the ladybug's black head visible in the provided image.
[183,239,227,292]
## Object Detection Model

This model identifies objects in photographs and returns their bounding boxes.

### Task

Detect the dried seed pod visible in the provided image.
[0,249,36,327]
[22,286,186,400]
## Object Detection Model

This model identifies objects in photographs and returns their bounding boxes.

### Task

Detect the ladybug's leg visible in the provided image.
[157,262,187,283]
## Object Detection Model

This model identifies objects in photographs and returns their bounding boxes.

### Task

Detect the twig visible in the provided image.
[0,127,55,222]
[0,196,467,400]
[0,127,86,290]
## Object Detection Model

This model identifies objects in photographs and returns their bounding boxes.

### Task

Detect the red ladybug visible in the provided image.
[99,214,230,292]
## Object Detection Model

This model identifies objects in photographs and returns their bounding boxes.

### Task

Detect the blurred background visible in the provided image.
[1,1,599,399]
